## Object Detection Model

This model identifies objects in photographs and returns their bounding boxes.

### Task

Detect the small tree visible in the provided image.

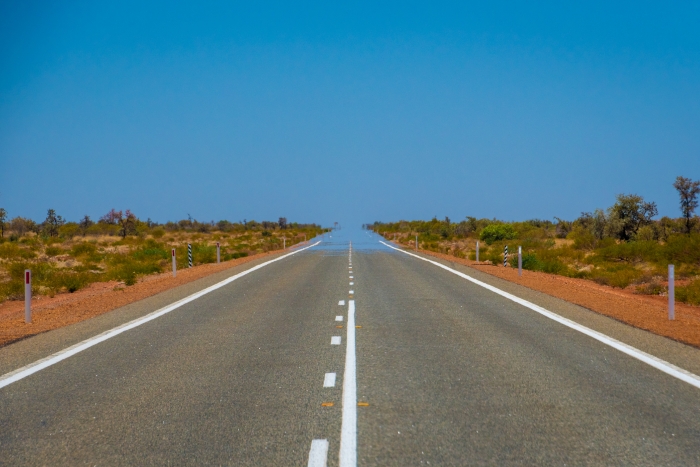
[673,176,700,234]
[100,209,122,225]
[0,208,6,238]
[43,209,64,237]
[79,215,94,236]
[118,210,137,238]
[278,217,288,229]
[606,194,657,241]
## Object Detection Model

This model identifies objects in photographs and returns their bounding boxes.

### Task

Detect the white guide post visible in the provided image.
[24,269,31,324]
[171,248,176,277]
[669,264,675,320]
[518,246,522,276]
[476,241,479,262]
[216,242,220,263]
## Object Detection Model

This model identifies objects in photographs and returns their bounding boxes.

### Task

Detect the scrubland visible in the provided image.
[0,215,323,303]
[370,192,700,306]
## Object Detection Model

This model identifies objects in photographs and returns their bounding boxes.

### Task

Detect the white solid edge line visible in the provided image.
[0,241,322,390]
[308,439,329,467]
[331,336,342,345]
[324,372,337,387]
[379,241,700,390]
[339,299,357,467]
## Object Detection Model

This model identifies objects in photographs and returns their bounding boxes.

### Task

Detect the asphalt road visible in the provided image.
[1,230,700,466]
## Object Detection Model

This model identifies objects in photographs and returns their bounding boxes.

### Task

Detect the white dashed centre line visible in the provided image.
[349,282,354,285]
[339,300,357,467]
[308,439,329,467]
[331,336,341,345]
[323,373,337,387]
[338,300,346,306]
[349,290,354,294]
[336,316,343,321]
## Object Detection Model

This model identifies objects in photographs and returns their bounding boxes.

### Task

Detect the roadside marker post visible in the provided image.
[283,238,286,250]
[669,264,675,320]
[24,270,31,324]
[504,245,509,267]
[415,235,418,251]
[171,249,176,277]
[476,241,479,262]
[518,246,522,276]
[188,244,193,268]
[216,242,220,263]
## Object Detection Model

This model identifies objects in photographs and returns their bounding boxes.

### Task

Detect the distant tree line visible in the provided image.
[0,208,318,241]
[367,175,700,244]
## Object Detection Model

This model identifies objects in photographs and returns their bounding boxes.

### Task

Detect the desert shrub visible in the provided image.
[108,254,162,286]
[223,252,248,261]
[53,271,94,293]
[71,242,97,257]
[193,244,217,264]
[676,279,700,305]
[513,251,568,274]
[151,228,165,238]
[479,224,517,245]
[45,246,64,257]
[59,223,80,239]
[569,227,598,250]
[485,248,504,265]
[519,252,543,271]
[132,240,169,261]
[595,241,661,264]
[0,243,36,260]
[635,282,666,296]
[662,234,700,266]
[590,265,644,288]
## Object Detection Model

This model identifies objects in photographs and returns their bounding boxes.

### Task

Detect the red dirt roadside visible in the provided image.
[0,251,280,348]
[418,249,700,348]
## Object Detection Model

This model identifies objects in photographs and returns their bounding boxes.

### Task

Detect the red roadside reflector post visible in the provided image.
[216,242,220,263]
[25,269,31,324]
[172,248,177,277]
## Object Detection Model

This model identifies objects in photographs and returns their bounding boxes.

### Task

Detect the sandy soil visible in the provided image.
[416,248,700,348]
[0,251,281,347]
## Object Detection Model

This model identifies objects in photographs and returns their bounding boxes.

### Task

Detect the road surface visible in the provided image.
[1,229,699,466]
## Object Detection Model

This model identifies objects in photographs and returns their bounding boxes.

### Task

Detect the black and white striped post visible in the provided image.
[518,246,522,276]
[24,269,31,324]
[476,241,479,262]
[669,264,675,320]
[216,242,220,263]
[171,248,176,277]
[504,245,509,267]
[187,243,193,268]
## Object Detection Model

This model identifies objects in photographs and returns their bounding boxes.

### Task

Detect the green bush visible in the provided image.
[635,282,666,296]
[54,271,94,293]
[0,243,36,260]
[45,246,63,257]
[590,265,644,288]
[479,224,517,245]
[676,279,700,305]
[71,242,97,257]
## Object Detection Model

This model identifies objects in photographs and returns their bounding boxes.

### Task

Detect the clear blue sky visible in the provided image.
[1,1,699,227]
